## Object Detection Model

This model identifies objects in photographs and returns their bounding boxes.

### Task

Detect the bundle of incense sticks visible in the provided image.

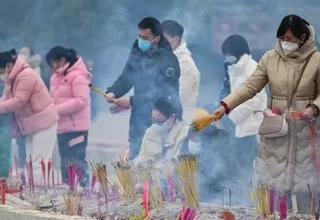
[279,193,287,220]
[129,212,147,220]
[249,184,288,219]
[180,206,198,220]
[90,162,98,193]
[256,184,270,216]
[47,159,51,187]
[191,114,218,132]
[112,160,136,200]
[175,154,199,209]
[41,158,46,186]
[67,162,82,190]
[63,192,82,216]
[92,162,109,213]
[140,168,163,210]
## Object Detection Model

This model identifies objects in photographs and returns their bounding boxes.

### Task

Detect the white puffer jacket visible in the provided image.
[174,41,200,125]
[228,54,268,138]
[132,120,189,175]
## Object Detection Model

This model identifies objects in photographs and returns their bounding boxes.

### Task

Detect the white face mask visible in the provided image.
[188,141,201,154]
[225,55,237,64]
[154,120,172,133]
[281,41,299,55]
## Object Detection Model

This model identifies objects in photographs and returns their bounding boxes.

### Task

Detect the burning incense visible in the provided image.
[90,162,98,193]
[92,162,109,213]
[112,160,136,200]
[63,192,82,216]
[175,153,199,209]
[191,114,218,132]
[47,159,51,187]
[269,188,275,215]
[279,192,287,220]
[143,180,149,217]
[40,158,46,186]
[139,168,163,210]
[67,162,77,190]
[255,184,270,216]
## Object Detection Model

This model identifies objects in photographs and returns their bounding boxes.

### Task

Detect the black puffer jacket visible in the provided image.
[107,37,180,144]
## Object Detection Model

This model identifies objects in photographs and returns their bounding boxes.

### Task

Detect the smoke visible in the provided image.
[2,0,320,207]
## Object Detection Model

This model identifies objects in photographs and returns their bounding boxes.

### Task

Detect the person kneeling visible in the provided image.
[131,97,189,198]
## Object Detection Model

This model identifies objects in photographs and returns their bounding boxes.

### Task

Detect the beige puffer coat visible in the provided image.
[222,25,320,193]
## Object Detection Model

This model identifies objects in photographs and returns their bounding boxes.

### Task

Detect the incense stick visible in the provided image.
[47,159,51,187]
[175,153,199,209]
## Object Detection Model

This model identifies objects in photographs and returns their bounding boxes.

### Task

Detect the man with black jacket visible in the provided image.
[105,17,180,160]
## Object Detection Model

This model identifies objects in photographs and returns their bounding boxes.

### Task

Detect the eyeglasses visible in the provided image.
[279,35,298,42]
[152,117,169,125]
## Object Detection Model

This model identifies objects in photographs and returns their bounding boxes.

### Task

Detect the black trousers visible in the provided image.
[57,131,89,188]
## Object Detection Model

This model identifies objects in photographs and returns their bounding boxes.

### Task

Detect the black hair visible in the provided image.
[46,46,77,67]
[161,20,184,39]
[221,35,251,60]
[276,15,310,43]
[153,96,183,120]
[0,49,17,68]
[138,17,162,37]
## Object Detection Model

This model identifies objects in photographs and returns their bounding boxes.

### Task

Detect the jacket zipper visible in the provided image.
[69,115,76,127]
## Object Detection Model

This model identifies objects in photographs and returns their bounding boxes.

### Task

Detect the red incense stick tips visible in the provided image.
[47,160,51,187]
[40,158,46,186]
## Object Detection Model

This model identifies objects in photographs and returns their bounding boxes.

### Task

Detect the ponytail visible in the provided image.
[66,49,77,66]
[46,46,78,67]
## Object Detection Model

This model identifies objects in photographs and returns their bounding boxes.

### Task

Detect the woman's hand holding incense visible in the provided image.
[213,106,226,120]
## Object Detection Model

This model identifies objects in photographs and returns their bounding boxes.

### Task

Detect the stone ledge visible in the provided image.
[0,205,94,220]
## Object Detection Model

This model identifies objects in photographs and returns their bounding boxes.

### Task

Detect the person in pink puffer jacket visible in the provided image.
[0,49,59,176]
[47,46,91,188]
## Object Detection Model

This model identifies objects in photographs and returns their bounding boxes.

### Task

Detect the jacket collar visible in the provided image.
[174,41,191,56]
[228,54,252,77]
[163,120,186,148]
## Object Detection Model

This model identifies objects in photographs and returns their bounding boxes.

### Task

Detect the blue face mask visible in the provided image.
[138,37,152,52]
[225,55,237,64]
